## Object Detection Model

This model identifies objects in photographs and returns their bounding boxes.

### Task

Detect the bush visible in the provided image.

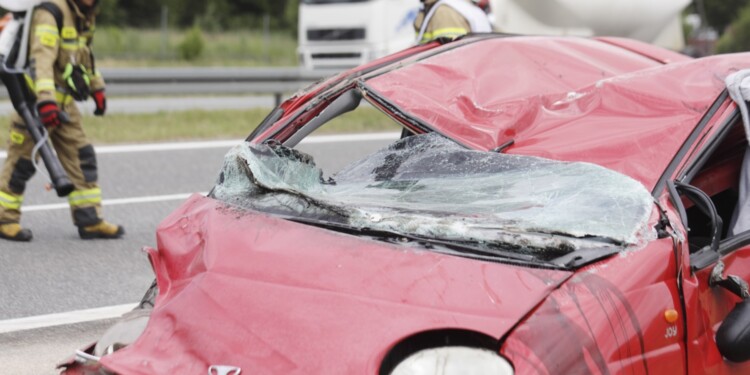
[94,26,125,55]
[178,25,205,60]
[284,0,299,37]
[716,3,750,53]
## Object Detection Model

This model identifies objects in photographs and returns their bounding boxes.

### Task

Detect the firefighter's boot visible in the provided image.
[0,223,33,242]
[78,220,124,240]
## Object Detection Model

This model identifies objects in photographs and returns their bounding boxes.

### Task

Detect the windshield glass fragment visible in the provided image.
[212,133,654,256]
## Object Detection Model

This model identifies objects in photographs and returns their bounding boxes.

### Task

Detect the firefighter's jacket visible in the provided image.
[28,0,104,105]
[414,0,492,45]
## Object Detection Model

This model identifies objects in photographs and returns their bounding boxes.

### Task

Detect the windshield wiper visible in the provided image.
[286,216,566,269]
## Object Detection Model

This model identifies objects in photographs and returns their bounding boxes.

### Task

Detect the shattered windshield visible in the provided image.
[212,133,654,259]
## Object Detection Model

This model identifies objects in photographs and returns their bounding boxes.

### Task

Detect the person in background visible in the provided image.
[0,0,124,242]
[414,0,493,45]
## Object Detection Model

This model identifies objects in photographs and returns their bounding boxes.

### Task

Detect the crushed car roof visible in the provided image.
[358,36,750,189]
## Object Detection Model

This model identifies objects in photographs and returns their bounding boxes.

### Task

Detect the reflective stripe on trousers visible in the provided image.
[68,187,101,207]
[0,191,22,210]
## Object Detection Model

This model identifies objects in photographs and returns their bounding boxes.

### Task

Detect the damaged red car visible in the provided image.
[61,34,750,374]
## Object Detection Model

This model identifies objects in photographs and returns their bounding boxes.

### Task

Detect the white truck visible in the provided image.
[297,0,420,70]
[297,0,691,70]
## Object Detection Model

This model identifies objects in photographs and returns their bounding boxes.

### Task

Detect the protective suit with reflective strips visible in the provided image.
[414,0,493,45]
[0,0,123,241]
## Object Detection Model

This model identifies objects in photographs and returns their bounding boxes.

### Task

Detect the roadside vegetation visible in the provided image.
[94,27,298,67]
[93,0,300,65]
[0,106,394,148]
[715,2,750,53]
[685,0,750,53]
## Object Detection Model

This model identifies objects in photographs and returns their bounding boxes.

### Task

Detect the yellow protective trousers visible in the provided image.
[0,102,103,227]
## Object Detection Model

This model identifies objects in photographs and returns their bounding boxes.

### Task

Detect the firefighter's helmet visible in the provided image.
[472,0,491,13]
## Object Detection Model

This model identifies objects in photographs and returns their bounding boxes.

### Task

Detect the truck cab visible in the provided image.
[297,0,420,70]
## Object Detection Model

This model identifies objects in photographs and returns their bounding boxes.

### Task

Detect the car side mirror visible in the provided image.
[716,299,750,362]
[711,260,750,362]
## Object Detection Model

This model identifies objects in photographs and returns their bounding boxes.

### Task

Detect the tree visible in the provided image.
[691,0,747,35]
[96,0,296,29]
[716,3,750,53]
[96,0,126,26]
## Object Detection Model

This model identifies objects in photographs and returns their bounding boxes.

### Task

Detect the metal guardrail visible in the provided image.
[0,67,341,106]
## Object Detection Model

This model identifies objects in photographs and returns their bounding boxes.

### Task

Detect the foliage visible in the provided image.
[96,0,298,30]
[93,28,298,66]
[284,0,299,36]
[96,0,126,26]
[178,25,205,60]
[94,0,162,28]
[688,0,747,35]
[716,3,750,53]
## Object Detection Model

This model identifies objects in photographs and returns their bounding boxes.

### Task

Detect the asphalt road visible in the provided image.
[0,133,398,375]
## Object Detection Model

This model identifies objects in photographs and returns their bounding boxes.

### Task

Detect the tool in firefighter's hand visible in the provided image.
[0,10,74,197]
[59,109,71,123]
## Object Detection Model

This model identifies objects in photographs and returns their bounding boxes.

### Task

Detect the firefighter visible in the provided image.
[414,0,493,45]
[0,0,124,241]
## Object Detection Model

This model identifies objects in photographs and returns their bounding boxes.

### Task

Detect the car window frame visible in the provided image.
[668,105,750,271]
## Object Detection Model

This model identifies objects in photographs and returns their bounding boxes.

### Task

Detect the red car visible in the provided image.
[62,35,750,374]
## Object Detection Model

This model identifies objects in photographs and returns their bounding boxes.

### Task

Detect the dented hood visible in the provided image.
[101,195,572,374]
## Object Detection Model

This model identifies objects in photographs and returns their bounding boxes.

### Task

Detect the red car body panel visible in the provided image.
[593,36,693,64]
[60,35,750,374]
[256,36,668,144]
[99,195,572,374]
[366,43,750,189]
[501,238,685,374]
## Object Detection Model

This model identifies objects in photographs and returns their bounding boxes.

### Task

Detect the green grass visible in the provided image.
[0,106,398,149]
[94,27,299,67]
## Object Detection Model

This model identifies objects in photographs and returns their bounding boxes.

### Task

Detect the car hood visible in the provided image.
[101,194,572,374]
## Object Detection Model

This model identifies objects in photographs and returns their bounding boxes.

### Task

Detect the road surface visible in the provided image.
[0,132,398,375]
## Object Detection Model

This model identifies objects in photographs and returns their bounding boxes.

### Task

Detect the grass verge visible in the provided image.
[94,28,299,67]
[0,106,398,149]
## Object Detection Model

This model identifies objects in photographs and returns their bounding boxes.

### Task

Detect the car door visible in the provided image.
[671,108,750,373]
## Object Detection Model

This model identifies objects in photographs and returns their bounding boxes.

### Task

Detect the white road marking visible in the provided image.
[22,192,206,212]
[0,132,401,334]
[0,132,400,158]
[0,303,138,334]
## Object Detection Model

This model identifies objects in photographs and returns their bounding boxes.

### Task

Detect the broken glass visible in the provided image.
[212,133,654,257]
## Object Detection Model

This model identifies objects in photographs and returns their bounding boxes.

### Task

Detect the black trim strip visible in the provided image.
[691,233,750,272]
[667,180,688,228]
[691,247,720,271]
[247,107,284,142]
[718,233,750,256]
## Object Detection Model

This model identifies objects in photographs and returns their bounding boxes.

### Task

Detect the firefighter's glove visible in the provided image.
[93,89,106,116]
[37,101,62,128]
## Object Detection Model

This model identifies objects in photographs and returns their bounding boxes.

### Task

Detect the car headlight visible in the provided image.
[390,347,514,375]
